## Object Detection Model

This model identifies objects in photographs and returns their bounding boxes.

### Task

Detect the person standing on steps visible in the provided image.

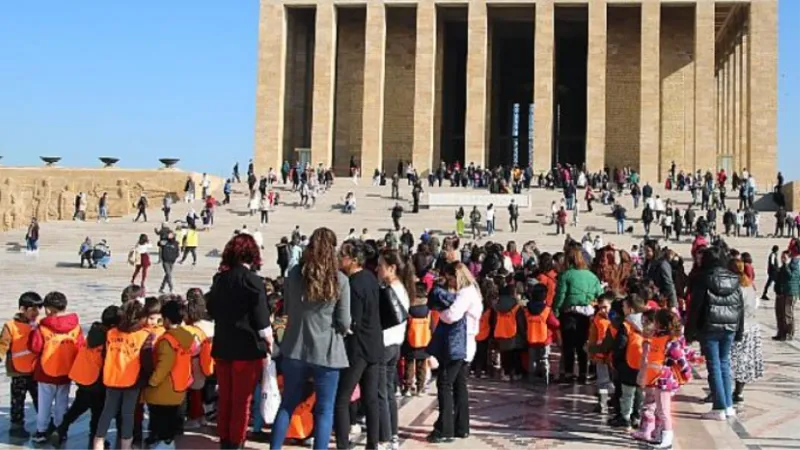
[179,225,199,266]
[158,231,180,294]
[412,182,422,213]
[161,194,172,222]
[391,203,404,232]
[232,162,241,183]
[508,200,519,233]
[134,194,148,223]
[223,179,232,205]
[391,173,400,200]
[98,192,109,223]
[762,246,780,301]
[469,206,482,240]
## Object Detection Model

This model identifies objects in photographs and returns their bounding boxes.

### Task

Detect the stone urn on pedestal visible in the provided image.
[40,156,61,167]
[159,158,180,169]
[99,157,119,168]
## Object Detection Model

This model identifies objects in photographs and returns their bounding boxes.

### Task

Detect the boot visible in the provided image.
[733,381,745,404]
[8,423,30,439]
[598,391,610,414]
[653,430,674,449]
[120,438,133,450]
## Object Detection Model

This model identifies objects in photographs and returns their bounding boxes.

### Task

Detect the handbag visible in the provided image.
[379,286,408,330]
[260,358,281,424]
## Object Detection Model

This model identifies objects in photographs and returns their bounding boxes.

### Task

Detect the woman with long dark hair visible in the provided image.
[271,228,351,449]
[375,249,413,449]
[207,233,272,449]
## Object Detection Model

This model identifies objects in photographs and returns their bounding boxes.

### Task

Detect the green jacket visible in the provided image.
[553,268,604,315]
[778,258,800,297]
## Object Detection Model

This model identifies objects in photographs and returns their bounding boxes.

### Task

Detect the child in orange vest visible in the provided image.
[633,309,691,449]
[606,294,648,430]
[28,292,83,445]
[57,305,120,445]
[93,300,155,450]
[143,298,197,450]
[402,282,432,396]
[144,296,165,337]
[587,293,614,413]
[184,288,215,429]
[0,291,43,438]
[524,283,560,384]
[493,282,526,381]
[472,281,496,379]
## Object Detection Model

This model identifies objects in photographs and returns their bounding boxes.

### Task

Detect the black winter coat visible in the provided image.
[686,267,744,343]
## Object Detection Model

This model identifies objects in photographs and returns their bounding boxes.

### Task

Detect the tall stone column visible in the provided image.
[310,2,337,168]
[254,2,286,173]
[586,0,607,173]
[361,3,386,175]
[533,0,554,174]
[464,0,488,167]
[639,0,660,183]
[748,0,777,185]
[413,0,436,174]
[732,37,740,170]
[694,0,715,174]
[740,28,749,173]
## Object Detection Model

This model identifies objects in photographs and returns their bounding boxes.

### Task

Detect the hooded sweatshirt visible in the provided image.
[143,326,197,406]
[28,313,83,385]
[611,313,643,386]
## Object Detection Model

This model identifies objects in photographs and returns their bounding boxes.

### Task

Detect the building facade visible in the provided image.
[254,0,777,184]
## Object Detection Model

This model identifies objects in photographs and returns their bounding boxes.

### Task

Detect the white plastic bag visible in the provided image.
[260,359,281,424]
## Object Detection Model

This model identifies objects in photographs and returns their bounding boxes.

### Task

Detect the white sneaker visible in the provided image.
[701,410,726,421]
[183,418,205,430]
[152,440,176,450]
[725,407,737,418]
[350,424,362,436]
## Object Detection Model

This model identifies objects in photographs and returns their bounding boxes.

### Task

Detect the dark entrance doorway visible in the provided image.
[553,7,588,168]
[488,13,534,170]
[438,9,467,167]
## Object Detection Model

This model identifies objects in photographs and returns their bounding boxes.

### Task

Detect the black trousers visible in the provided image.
[393,217,400,231]
[10,375,38,425]
[471,340,490,375]
[335,355,380,449]
[148,405,181,443]
[60,387,105,438]
[433,360,469,438]
[762,272,776,298]
[378,345,400,442]
[561,312,590,377]
[180,247,197,264]
[509,217,518,232]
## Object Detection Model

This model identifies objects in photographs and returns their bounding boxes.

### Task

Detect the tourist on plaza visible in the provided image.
[508,200,519,232]
[25,217,39,253]
[207,233,272,449]
[762,245,780,300]
[201,173,211,199]
[553,247,603,383]
[391,202,404,232]
[686,245,743,421]
[555,206,567,235]
[133,194,148,223]
[223,179,232,205]
[184,176,196,203]
[376,249,413,449]
[129,233,151,288]
[391,173,400,199]
[248,193,259,216]
[344,191,356,214]
[412,182,422,213]
[774,244,800,341]
[161,194,172,222]
[334,239,382,450]
[158,231,180,294]
[455,207,465,237]
[469,206,482,240]
[427,262,482,443]
[233,162,241,183]
[643,240,678,309]
[729,252,764,404]
[259,194,269,226]
[179,225,199,266]
[271,227,350,450]
[275,236,291,277]
[613,203,627,235]
[98,192,109,222]
[585,186,595,212]
[485,204,496,236]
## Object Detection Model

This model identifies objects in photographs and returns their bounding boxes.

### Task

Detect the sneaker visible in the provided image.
[402,390,412,398]
[607,416,632,430]
[32,431,50,444]
[349,424,362,436]
[183,418,205,430]
[725,407,737,418]
[701,410,726,421]
[8,424,30,439]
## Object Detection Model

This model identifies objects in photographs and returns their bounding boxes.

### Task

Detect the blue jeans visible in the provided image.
[486,220,494,235]
[26,238,38,251]
[252,383,265,432]
[270,358,340,450]
[99,206,108,220]
[616,219,625,234]
[566,196,574,210]
[700,331,735,410]
[633,196,640,209]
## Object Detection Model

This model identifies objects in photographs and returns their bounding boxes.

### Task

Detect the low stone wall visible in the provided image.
[425,192,530,209]
[0,167,223,231]
[782,182,799,211]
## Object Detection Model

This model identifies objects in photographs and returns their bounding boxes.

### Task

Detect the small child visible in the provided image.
[184,289,215,429]
[121,284,144,305]
[633,309,691,449]
[143,298,196,450]
[572,200,580,227]
[28,292,83,444]
[587,293,614,412]
[493,283,526,381]
[403,282,432,396]
[58,305,121,445]
[524,284,559,384]
[0,292,43,438]
[606,294,647,430]
[472,280,496,378]
[144,296,165,338]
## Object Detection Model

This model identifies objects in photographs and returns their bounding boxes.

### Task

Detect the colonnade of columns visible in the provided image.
[254,0,776,184]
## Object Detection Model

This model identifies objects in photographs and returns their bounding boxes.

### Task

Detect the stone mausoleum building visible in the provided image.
[253,0,777,184]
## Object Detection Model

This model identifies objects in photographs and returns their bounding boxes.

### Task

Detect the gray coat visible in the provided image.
[280,266,352,369]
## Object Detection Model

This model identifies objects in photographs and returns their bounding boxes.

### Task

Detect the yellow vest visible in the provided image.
[183,230,198,247]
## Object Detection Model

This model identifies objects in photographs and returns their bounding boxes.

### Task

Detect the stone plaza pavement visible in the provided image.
[0,179,797,449]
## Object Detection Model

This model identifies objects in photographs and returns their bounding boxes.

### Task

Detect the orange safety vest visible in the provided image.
[430,310,440,330]
[5,321,36,374]
[475,310,491,342]
[278,375,315,441]
[103,328,151,388]
[493,305,520,340]
[185,325,214,377]
[69,343,103,386]
[590,315,612,362]
[406,316,432,349]
[624,322,644,370]
[643,335,670,386]
[525,307,551,345]
[156,333,193,393]
[145,325,165,338]
[39,325,82,377]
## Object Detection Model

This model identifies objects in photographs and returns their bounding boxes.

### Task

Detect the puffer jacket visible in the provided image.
[645,257,678,309]
[686,267,744,343]
[778,257,800,297]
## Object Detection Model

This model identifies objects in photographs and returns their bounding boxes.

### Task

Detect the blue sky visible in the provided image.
[0,1,796,180]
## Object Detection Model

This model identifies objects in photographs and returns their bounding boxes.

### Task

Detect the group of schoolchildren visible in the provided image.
[0,286,214,450]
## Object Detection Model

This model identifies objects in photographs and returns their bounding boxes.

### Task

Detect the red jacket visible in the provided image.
[28,313,83,385]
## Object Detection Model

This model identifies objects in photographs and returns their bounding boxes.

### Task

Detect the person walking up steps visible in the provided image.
[158,231,180,294]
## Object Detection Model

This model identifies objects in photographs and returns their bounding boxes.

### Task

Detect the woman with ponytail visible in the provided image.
[375,249,413,449]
